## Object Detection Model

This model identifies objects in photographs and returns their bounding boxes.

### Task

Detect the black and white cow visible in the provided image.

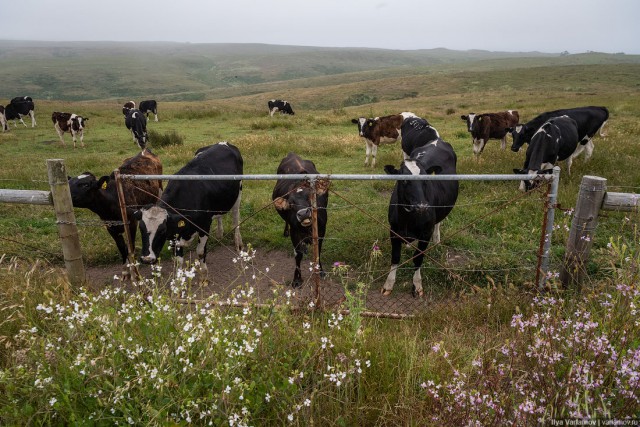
[4,96,36,128]
[400,116,440,159]
[139,100,158,122]
[382,138,458,297]
[0,106,6,132]
[68,150,163,279]
[514,115,580,191]
[460,110,519,156]
[509,106,608,156]
[122,101,136,116]
[52,112,89,148]
[134,142,243,271]
[272,152,329,288]
[125,109,148,150]
[268,99,295,116]
[351,112,417,167]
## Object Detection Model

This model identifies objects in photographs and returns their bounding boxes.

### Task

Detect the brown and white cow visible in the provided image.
[52,112,89,148]
[351,112,417,167]
[122,101,136,116]
[460,110,519,157]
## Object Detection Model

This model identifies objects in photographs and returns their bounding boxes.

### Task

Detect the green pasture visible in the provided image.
[1,61,639,293]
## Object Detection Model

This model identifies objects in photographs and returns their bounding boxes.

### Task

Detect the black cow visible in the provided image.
[382,138,458,297]
[4,96,36,128]
[125,109,148,150]
[134,142,243,272]
[514,115,580,191]
[268,99,295,116]
[139,100,158,122]
[400,116,440,160]
[272,153,329,288]
[52,112,89,148]
[509,106,608,157]
[68,150,163,279]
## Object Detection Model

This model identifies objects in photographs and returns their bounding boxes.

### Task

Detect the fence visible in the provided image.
[0,161,563,317]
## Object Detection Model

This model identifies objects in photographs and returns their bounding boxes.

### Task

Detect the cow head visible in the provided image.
[513,168,554,192]
[134,205,175,264]
[122,101,136,116]
[509,124,528,152]
[68,172,111,208]
[385,161,440,216]
[460,113,476,132]
[70,115,88,132]
[351,117,367,137]
[273,180,329,228]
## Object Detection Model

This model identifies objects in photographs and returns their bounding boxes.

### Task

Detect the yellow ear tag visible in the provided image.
[178,220,186,228]
[101,181,108,190]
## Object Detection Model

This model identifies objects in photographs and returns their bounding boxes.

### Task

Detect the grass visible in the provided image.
[0,55,639,423]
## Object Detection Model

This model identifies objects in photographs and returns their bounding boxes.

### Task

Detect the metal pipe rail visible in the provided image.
[121,173,556,182]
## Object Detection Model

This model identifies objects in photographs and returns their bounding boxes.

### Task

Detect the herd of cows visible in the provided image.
[1,96,610,296]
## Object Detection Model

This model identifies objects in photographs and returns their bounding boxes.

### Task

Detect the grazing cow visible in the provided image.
[514,115,580,191]
[134,142,243,271]
[139,100,158,122]
[460,110,519,156]
[122,101,136,116]
[268,99,295,116]
[400,116,440,159]
[125,109,148,150]
[509,106,608,155]
[52,112,89,148]
[68,150,163,279]
[272,153,329,288]
[4,96,36,128]
[0,106,6,132]
[382,138,458,297]
[351,112,417,167]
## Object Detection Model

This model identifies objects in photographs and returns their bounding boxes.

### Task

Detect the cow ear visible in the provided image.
[384,165,399,175]
[425,166,442,175]
[351,119,358,124]
[513,168,526,174]
[273,197,289,211]
[97,176,110,190]
[460,115,467,121]
[132,209,142,220]
[315,179,330,196]
[84,117,89,122]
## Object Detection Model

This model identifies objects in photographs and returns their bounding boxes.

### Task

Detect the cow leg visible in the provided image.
[584,139,595,161]
[371,144,378,168]
[196,233,209,281]
[293,246,304,288]
[411,239,429,298]
[283,223,290,237]
[213,215,223,239]
[71,130,77,149]
[78,130,84,148]
[382,237,403,295]
[431,222,441,244]
[54,124,66,147]
[29,111,36,127]
[107,227,131,280]
[232,192,243,251]
[0,116,6,132]
[19,117,27,127]
[269,108,276,117]
[154,112,158,122]
[364,141,372,166]
[501,136,507,150]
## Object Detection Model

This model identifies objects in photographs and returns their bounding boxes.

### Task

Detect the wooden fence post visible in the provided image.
[47,159,85,286]
[560,175,607,289]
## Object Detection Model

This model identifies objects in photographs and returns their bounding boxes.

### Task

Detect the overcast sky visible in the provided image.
[1,0,638,54]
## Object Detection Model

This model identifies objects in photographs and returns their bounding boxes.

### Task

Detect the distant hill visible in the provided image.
[0,40,638,101]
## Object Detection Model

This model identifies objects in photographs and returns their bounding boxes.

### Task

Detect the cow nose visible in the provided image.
[511,146,519,152]
[296,207,312,226]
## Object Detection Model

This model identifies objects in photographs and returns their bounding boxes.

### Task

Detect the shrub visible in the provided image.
[148,129,184,147]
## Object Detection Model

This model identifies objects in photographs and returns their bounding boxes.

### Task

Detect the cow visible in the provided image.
[268,99,295,116]
[125,109,148,150]
[460,110,519,156]
[400,116,440,160]
[272,153,329,288]
[513,115,581,191]
[382,138,458,297]
[134,142,243,273]
[351,112,418,167]
[139,100,159,122]
[52,112,89,148]
[4,96,36,128]
[0,106,6,132]
[509,106,608,156]
[68,150,163,279]
[122,101,136,116]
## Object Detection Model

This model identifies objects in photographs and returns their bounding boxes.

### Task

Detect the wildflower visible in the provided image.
[49,397,57,406]
[265,393,271,402]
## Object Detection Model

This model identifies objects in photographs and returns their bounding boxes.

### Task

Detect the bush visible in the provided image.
[148,129,184,147]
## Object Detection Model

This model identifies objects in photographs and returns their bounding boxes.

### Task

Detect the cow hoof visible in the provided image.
[381,288,392,296]
[292,280,303,289]
[319,270,326,279]
[412,289,424,298]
